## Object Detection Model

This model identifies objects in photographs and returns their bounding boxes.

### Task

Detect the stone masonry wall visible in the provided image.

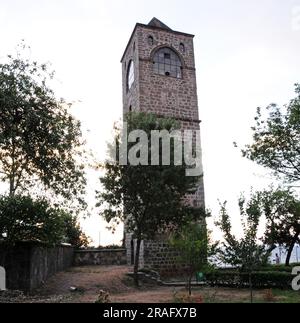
[143,240,182,277]
[0,242,74,292]
[122,20,206,275]
[74,249,127,267]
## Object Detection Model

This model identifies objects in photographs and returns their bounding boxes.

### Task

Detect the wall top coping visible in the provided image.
[75,249,126,253]
[0,241,74,248]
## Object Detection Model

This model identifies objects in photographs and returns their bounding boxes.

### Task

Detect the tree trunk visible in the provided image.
[286,232,300,266]
[133,238,142,288]
[9,176,15,197]
[188,273,192,297]
[249,272,253,304]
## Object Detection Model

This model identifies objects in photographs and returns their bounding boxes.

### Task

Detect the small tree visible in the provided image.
[0,43,86,209]
[242,83,300,183]
[170,223,216,296]
[216,192,270,303]
[61,212,91,249]
[97,112,204,286]
[260,189,300,266]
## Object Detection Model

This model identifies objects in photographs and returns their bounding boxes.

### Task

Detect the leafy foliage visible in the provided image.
[242,84,300,183]
[0,195,89,248]
[216,193,269,271]
[0,43,87,210]
[260,188,300,266]
[98,112,203,238]
[61,212,91,249]
[97,112,205,285]
[216,192,270,302]
[170,223,216,295]
[0,195,65,246]
[205,270,293,289]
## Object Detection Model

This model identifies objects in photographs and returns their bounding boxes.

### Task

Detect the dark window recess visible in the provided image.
[180,43,185,53]
[153,47,182,78]
[148,35,154,45]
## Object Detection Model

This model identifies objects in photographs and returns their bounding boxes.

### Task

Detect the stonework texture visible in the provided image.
[0,242,74,292]
[122,19,206,274]
[74,249,127,267]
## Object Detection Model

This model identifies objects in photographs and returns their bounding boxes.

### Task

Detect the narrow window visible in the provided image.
[148,35,154,46]
[127,60,135,91]
[180,43,185,53]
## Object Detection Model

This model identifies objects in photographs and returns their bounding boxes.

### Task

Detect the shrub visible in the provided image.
[205,270,293,289]
[0,195,65,246]
[259,264,300,272]
[61,212,90,249]
[0,195,90,248]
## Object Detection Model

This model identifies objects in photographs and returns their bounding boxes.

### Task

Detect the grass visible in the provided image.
[171,287,300,303]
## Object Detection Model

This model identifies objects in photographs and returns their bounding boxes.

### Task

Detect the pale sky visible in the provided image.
[0,0,300,245]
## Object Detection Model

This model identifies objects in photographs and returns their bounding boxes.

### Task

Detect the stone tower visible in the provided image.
[121,18,205,274]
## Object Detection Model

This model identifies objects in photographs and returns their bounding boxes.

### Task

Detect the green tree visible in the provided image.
[260,189,300,266]
[97,112,204,286]
[0,195,65,247]
[61,212,91,249]
[0,43,86,209]
[216,192,270,303]
[242,84,300,182]
[170,223,216,296]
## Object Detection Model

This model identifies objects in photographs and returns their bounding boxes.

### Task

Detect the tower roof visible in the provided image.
[148,17,172,31]
[121,18,194,62]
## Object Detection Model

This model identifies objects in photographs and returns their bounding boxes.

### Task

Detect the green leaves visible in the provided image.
[0,44,87,211]
[243,83,300,183]
[0,195,65,246]
[0,195,89,248]
[216,193,270,272]
[97,112,204,239]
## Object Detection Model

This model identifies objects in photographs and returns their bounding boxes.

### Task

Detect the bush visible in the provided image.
[0,195,65,246]
[0,195,90,248]
[61,212,90,249]
[205,270,293,289]
[259,264,300,272]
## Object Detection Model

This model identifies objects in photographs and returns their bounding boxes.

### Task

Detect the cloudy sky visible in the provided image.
[0,0,300,245]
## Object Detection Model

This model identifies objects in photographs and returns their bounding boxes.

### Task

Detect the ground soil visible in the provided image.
[1,266,296,303]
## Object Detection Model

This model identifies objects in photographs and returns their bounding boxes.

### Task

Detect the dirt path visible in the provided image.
[32,266,187,303]
[11,266,294,303]
[34,266,134,303]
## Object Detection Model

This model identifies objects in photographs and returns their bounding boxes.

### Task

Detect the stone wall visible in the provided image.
[125,236,188,277]
[143,240,182,277]
[0,242,74,292]
[74,249,127,266]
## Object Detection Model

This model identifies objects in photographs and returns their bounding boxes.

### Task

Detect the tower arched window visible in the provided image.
[127,60,135,91]
[179,43,185,53]
[153,47,182,78]
[148,35,154,46]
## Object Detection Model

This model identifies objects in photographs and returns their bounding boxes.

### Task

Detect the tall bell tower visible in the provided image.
[121,18,205,273]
